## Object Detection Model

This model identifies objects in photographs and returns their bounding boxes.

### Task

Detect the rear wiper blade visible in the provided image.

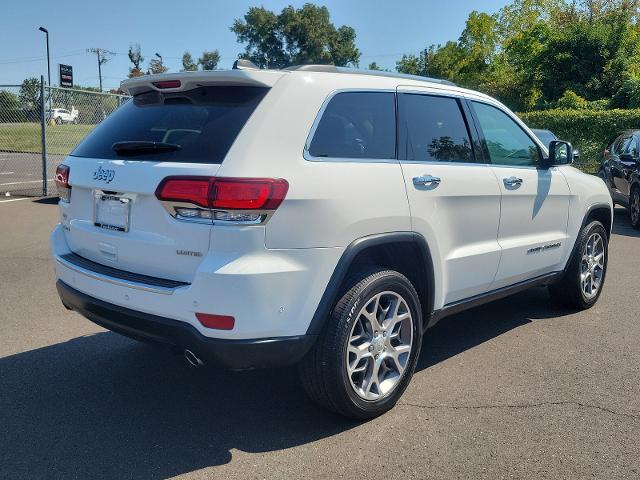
[112,141,182,155]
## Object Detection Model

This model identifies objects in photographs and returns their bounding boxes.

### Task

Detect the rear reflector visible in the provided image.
[153,80,181,89]
[196,313,235,330]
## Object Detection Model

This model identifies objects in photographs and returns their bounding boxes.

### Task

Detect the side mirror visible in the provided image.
[547,140,573,167]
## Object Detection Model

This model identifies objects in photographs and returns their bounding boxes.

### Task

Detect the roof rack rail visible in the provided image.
[284,64,338,73]
[283,64,456,87]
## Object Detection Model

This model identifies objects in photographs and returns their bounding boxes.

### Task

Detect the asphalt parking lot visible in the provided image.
[0,152,64,196]
[1,199,639,480]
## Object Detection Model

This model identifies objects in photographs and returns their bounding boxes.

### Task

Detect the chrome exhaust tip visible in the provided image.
[184,349,204,368]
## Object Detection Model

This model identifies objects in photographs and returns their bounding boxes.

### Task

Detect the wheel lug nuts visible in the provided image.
[368,345,374,352]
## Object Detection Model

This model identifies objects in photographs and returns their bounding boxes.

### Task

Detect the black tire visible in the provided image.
[630,187,640,230]
[299,268,422,419]
[549,220,608,309]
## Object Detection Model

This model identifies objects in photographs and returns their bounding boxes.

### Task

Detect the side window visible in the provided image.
[472,101,540,167]
[623,136,638,157]
[610,136,623,155]
[613,135,631,156]
[398,93,474,163]
[308,92,395,160]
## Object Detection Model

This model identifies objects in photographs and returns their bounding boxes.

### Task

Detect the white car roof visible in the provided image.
[119,64,494,104]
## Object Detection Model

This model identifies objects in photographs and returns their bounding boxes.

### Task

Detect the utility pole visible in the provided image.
[87,48,114,92]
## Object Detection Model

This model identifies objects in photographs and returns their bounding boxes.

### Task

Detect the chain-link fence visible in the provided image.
[0,77,129,197]
[0,82,43,196]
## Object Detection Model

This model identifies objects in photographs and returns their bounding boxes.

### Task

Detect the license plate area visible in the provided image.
[94,193,131,232]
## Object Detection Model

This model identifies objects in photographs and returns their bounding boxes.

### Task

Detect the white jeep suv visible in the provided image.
[51,62,613,419]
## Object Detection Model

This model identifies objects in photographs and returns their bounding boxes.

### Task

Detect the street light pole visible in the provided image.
[155,52,163,71]
[38,27,50,87]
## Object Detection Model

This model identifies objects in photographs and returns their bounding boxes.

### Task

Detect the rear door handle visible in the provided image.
[413,175,441,187]
[503,176,523,187]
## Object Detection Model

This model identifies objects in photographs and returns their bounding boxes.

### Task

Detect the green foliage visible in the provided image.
[182,52,198,71]
[397,0,640,112]
[0,90,23,122]
[19,78,40,112]
[519,108,640,172]
[198,50,220,70]
[556,89,588,109]
[231,4,360,68]
[611,77,640,107]
[396,49,429,76]
[367,62,382,71]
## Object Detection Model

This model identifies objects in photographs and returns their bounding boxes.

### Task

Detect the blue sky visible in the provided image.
[1,0,511,91]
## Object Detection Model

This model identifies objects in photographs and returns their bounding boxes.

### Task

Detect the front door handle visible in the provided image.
[503,176,523,187]
[413,175,441,187]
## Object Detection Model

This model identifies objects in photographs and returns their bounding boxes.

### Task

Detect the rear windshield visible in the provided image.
[70,86,268,163]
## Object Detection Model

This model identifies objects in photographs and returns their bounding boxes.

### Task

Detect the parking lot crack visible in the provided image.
[398,401,640,420]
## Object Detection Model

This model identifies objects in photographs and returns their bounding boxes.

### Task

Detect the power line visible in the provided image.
[0,51,87,65]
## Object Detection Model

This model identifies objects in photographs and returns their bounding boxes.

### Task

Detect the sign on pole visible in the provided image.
[59,64,73,88]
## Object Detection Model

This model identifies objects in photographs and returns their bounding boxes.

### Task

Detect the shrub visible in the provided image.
[556,90,588,110]
[611,78,640,109]
[518,108,640,173]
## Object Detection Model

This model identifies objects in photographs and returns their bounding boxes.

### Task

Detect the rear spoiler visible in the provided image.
[121,69,286,96]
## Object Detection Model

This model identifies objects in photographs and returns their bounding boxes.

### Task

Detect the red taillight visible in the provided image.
[156,177,212,208]
[55,164,69,188]
[195,313,235,330]
[55,164,71,202]
[212,178,288,210]
[155,177,288,211]
[153,80,181,89]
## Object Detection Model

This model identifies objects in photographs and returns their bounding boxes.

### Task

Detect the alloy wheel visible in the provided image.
[580,232,605,299]
[345,291,413,401]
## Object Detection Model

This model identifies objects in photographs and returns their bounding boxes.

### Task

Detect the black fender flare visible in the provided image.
[581,202,613,236]
[305,232,435,336]
[558,202,613,280]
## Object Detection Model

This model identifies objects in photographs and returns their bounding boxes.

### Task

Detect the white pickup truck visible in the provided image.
[48,107,79,124]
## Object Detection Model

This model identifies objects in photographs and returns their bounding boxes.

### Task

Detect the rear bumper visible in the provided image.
[56,280,316,370]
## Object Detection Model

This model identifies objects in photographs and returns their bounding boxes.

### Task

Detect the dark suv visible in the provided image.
[598,130,640,229]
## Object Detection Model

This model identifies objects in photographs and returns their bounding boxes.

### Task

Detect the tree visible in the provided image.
[19,77,41,112]
[182,51,198,71]
[368,62,382,70]
[148,58,168,75]
[0,90,23,122]
[128,43,144,78]
[231,4,360,68]
[198,50,220,70]
[393,0,640,111]
[396,49,430,77]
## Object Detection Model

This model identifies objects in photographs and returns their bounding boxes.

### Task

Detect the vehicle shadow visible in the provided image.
[612,206,640,238]
[417,286,571,371]
[0,287,569,479]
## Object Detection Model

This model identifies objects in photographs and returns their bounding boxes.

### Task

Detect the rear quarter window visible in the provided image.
[70,86,268,163]
[307,92,396,160]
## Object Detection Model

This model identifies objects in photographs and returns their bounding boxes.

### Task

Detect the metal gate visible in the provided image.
[0,76,129,197]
